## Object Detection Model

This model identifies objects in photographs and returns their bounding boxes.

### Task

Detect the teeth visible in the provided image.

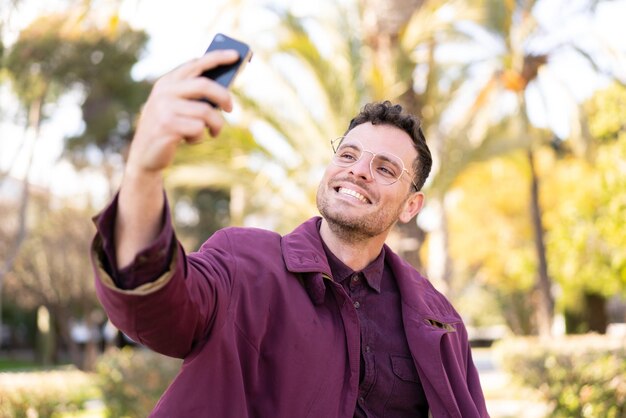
[338,187,369,203]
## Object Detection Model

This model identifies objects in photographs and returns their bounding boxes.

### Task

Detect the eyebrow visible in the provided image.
[375,154,401,167]
[338,142,360,150]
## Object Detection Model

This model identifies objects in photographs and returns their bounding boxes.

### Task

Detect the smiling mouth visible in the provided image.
[336,187,371,204]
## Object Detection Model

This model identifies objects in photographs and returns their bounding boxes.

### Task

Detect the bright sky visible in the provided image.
[1,0,625,207]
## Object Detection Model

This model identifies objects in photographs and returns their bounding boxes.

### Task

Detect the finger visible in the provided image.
[173,99,214,118]
[169,78,233,112]
[206,117,225,138]
[172,99,226,133]
[180,116,223,143]
[167,115,207,142]
[178,100,224,129]
[172,49,240,81]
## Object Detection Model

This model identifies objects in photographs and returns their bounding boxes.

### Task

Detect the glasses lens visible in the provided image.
[332,140,362,167]
[330,137,406,186]
[372,153,403,184]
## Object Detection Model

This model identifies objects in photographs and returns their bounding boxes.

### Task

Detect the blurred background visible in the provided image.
[1,0,625,416]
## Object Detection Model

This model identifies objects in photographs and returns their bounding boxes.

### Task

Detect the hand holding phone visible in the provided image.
[201,33,252,105]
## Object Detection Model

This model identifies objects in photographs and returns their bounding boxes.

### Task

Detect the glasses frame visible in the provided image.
[331,137,419,192]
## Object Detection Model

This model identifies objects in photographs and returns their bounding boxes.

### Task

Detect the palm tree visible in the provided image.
[425,0,626,335]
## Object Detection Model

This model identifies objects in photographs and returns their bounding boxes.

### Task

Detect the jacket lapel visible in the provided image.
[385,246,464,418]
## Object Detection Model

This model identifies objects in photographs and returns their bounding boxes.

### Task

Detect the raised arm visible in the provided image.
[115,50,239,268]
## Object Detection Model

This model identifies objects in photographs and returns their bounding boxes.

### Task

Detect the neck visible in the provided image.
[319,219,388,271]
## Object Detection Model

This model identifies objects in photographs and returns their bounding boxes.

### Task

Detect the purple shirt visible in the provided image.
[322,239,429,417]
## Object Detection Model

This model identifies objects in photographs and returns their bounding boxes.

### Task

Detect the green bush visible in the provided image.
[96,347,181,418]
[494,335,626,418]
[0,367,99,417]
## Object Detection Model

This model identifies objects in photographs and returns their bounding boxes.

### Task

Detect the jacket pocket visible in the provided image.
[423,317,458,333]
[386,355,429,417]
[390,354,419,382]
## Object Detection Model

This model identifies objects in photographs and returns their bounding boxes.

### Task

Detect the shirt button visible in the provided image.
[364,345,371,353]
[351,275,360,283]
[359,396,365,403]
[353,301,361,309]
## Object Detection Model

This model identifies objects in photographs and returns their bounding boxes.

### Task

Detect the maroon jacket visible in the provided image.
[92,216,488,417]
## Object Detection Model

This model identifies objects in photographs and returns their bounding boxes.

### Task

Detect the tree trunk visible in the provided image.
[55,309,83,368]
[425,196,453,295]
[82,311,100,371]
[527,148,555,337]
[36,305,55,366]
[360,0,425,40]
[393,220,427,272]
[0,96,44,347]
[583,292,608,334]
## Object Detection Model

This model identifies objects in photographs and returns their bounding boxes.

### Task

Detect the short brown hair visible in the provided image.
[345,101,432,191]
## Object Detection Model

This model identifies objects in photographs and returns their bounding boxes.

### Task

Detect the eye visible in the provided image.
[376,164,397,178]
[374,158,401,178]
[336,147,359,162]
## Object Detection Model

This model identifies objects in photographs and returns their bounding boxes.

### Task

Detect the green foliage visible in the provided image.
[494,336,626,417]
[544,84,626,316]
[63,21,150,164]
[96,347,181,418]
[4,11,149,166]
[546,142,626,305]
[0,358,37,371]
[448,152,538,332]
[585,82,626,143]
[0,348,181,418]
[450,86,626,331]
[0,368,99,417]
[4,14,72,106]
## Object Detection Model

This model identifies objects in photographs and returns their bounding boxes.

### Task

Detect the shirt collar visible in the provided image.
[320,237,385,294]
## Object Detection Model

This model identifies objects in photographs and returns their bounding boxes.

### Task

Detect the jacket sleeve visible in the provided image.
[464,338,490,417]
[91,196,238,358]
[91,192,174,289]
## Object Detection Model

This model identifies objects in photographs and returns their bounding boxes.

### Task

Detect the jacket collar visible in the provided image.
[281,217,460,322]
[280,217,331,305]
[281,217,332,276]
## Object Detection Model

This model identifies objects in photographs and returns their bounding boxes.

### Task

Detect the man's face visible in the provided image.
[316,122,422,241]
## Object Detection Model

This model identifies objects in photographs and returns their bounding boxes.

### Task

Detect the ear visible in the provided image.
[398,191,425,224]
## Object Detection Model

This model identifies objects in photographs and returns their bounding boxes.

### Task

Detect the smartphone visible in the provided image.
[201,33,252,90]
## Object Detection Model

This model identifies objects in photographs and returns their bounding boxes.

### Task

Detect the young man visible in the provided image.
[91,49,489,417]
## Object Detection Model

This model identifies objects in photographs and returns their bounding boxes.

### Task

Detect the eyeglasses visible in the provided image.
[331,137,419,191]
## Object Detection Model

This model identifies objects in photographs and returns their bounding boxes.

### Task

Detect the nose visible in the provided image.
[348,151,374,182]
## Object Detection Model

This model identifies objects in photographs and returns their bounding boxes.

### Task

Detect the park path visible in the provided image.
[474,348,550,418]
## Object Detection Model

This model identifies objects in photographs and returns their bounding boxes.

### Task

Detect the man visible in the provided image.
[91,49,489,417]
